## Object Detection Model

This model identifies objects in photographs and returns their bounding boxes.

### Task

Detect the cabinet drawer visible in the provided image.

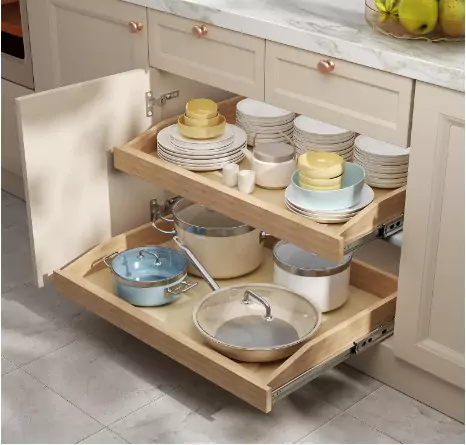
[265,41,413,147]
[54,223,397,412]
[148,10,265,100]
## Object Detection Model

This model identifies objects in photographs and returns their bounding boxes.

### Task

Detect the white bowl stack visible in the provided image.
[236,99,295,146]
[353,136,410,188]
[156,123,247,171]
[293,116,356,161]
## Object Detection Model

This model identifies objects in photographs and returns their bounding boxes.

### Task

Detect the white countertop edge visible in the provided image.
[128,0,464,92]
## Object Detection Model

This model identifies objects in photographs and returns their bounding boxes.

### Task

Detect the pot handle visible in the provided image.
[243,289,273,321]
[165,280,198,297]
[173,236,220,291]
[101,251,119,268]
[152,210,176,235]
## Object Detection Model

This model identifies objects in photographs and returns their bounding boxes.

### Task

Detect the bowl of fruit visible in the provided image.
[365,0,464,41]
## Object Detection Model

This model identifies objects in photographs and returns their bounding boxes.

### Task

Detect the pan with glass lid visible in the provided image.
[174,236,322,363]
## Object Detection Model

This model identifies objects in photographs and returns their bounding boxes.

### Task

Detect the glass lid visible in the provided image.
[194,284,321,350]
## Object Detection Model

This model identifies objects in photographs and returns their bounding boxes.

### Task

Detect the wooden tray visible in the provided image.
[114,96,406,262]
[54,222,397,412]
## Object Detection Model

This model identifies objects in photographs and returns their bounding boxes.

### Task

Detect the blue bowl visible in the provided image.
[290,162,365,211]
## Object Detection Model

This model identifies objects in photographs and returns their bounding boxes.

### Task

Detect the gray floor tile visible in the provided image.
[80,429,128,444]
[298,413,399,444]
[111,375,340,444]
[347,385,465,444]
[2,356,17,375]
[306,363,383,410]
[2,369,101,444]
[1,286,82,366]
[24,330,192,426]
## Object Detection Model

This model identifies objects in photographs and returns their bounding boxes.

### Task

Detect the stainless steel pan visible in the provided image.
[174,236,322,363]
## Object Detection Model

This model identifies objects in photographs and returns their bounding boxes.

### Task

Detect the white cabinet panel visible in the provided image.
[395,82,465,388]
[27,0,148,91]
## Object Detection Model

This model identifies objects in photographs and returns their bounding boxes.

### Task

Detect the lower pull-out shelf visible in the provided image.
[114,96,406,263]
[53,222,397,413]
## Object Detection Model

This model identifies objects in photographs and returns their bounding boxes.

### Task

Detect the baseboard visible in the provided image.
[348,337,465,423]
[2,168,25,200]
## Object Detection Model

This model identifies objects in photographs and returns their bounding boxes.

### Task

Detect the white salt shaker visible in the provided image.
[238,170,256,194]
[222,163,239,187]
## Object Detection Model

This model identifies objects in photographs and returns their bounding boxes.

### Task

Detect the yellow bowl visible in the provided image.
[183,113,220,127]
[178,114,226,139]
[299,182,342,191]
[299,172,343,188]
[185,99,218,119]
[298,152,344,179]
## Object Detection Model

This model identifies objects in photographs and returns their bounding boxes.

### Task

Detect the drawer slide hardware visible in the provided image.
[146,90,180,116]
[344,215,404,255]
[271,320,395,404]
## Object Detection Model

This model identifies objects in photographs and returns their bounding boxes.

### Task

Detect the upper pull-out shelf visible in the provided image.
[114,96,405,262]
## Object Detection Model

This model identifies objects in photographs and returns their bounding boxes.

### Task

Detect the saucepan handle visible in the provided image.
[152,210,176,235]
[242,289,273,321]
[165,280,198,297]
[101,251,119,269]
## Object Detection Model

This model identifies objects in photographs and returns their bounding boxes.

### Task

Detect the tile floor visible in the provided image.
[1,191,464,444]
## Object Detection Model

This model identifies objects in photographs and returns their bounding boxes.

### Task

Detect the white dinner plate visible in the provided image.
[168,123,235,147]
[157,144,245,162]
[294,115,354,137]
[285,202,352,224]
[355,135,411,157]
[285,183,375,215]
[157,151,244,171]
[236,98,294,120]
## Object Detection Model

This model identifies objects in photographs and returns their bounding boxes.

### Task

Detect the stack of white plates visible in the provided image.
[354,136,410,188]
[284,184,375,223]
[293,116,356,161]
[156,123,247,171]
[236,99,295,146]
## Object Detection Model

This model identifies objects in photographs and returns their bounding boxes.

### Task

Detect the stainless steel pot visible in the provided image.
[103,246,197,307]
[153,197,266,279]
[174,236,322,363]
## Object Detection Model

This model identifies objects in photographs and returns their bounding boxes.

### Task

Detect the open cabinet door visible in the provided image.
[16,69,161,287]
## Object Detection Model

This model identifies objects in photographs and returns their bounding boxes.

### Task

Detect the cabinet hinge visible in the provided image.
[343,214,404,255]
[145,90,180,117]
[271,320,395,404]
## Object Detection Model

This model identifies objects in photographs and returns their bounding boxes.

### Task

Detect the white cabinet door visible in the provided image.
[26,0,148,91]
[2,79,33,199]
[395,82,465,388]
[16,69,161,287]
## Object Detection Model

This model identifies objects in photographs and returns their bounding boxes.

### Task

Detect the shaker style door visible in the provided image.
[26,0,148,91]
[16,69,160,287]
[394,82,465,388]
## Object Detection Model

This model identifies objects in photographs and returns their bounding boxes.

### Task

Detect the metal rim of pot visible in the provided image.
[273,241,353,278]
[153,197,256,237]
[102,247,189,289]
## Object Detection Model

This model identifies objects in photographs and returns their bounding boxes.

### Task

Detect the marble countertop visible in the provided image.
[127,0,464,92]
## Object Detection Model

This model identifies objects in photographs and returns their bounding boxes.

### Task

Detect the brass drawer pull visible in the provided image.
[129,21,144,33]
[192,24,208,37]
[317,60,335,74]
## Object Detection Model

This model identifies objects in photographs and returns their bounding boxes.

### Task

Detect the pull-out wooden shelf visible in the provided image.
[54,222,397,412]
[114,97,406,262]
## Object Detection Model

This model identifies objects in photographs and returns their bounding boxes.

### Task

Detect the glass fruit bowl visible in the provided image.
[365,0,465,42]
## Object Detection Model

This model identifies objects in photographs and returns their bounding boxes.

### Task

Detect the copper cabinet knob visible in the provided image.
[129,21,144,33]
[192,24,208,37]
[317,60,335,74]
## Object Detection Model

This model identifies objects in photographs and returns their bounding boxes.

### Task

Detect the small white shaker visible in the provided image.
[238,170,256,194]
[222,163,239,187]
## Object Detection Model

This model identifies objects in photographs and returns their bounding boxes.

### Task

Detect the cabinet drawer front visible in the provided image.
[266,41,413,147]
[148,10,265,100]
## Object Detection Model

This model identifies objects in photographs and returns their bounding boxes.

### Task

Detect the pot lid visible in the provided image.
[253,142,295,163]
[194,284,321,350]
[173,199,254,237]
[109,246,187,286]
[273,241,352,277]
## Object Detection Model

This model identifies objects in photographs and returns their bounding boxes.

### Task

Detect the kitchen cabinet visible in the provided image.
[2,78,33,199]
[394,82,465,389]
[16,69,398,411]
[26,0,149,91]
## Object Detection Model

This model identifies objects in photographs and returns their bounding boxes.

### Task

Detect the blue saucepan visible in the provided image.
[103,246,197,307]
